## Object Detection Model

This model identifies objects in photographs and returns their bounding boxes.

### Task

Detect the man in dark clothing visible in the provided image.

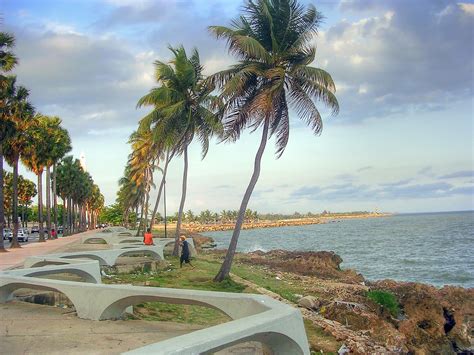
[179,235,194,268]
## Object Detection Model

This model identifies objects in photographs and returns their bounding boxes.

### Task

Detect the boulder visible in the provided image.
[298,295,320,310]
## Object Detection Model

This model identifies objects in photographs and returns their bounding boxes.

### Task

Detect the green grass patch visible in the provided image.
[133,301,229,325]
[367,290,400,317]
[231,263,305,303]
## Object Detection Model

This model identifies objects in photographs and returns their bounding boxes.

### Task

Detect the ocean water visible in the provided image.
[203,211,474,288]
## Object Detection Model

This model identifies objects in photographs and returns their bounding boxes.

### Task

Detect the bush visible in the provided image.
[367,290,400,317]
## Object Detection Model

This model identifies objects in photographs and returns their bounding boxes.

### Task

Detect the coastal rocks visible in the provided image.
[298,295,321,310]
[371,280,474,353]
[188,235,216,250]
[242,250,364,283]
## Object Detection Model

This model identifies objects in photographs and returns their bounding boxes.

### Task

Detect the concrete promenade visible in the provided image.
[0,230,96,270]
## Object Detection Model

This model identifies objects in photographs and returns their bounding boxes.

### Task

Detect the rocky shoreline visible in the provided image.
[194,241,473,354]
[182,213,391,233]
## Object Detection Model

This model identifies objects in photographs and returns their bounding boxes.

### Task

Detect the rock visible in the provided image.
[298,295,320,310]
[338,344,350,354]
[200,242,217,249]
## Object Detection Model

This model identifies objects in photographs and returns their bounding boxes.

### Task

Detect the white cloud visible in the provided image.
[458,2,474,15]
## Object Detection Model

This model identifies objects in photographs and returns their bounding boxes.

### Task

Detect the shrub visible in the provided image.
[367,290,400,317]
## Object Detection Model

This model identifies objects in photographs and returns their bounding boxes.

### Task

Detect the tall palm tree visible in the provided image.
[40,116,71,238]
[137,46,222,255]
[0,32,18,251]
[21,115,49,242]
[3,79,34,248]
[56,156,75,235]
[209,0,339,281]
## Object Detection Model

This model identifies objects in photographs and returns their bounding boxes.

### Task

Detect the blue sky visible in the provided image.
[2,0,473,214]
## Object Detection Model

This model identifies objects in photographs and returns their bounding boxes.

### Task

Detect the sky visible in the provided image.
[2,0,473,214]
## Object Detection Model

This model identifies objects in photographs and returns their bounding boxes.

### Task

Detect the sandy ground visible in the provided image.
[1,301,204,354]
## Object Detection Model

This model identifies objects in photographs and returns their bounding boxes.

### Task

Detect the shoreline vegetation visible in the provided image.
[153,212,392,234]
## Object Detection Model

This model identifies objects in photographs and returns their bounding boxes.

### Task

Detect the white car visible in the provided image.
[2,228,12,240]
[8,229,29,242]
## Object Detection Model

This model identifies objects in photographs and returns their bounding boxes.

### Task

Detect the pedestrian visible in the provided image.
[179,235,194,268]
[143,228,154,245]
[50,228,57,239]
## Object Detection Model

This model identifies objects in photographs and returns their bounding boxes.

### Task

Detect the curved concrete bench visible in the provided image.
[0,275,309,354]
[45,246,165,266]
[0,236,309,354]
[3,260,101,284]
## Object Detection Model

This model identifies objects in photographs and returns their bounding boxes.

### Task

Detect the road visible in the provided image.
[2,233,62,247]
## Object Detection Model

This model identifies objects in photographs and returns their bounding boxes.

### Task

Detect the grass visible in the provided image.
[230,261,306,303]
[104,252,340,352]
[367,290,400,317]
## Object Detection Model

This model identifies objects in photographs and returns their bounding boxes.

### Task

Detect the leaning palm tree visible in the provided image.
[209,0,339,281]
[137,46,222,256]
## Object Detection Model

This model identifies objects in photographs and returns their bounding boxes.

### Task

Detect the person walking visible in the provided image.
[179,235,194,268]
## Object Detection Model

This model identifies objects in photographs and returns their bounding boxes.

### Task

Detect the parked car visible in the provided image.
[2,228,12,240]
[57,226,64,234]
[31,226,39,234]
[9,229,29,242]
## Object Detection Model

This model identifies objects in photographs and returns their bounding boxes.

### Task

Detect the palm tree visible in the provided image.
[41,116,71,238]
[18,175,36,228]
[21,115,50,242]
[3,79,34,248]
[137,46,222,256]
[0,32,18,251]
[210,0,339,281]
[0,33,18,75]
[127,129,156,236]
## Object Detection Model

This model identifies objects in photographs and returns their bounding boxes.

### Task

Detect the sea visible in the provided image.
[202,211,474,288]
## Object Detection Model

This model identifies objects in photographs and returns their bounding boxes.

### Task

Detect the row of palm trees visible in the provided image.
[0,32,105,251]
[182,209,259,224]
[120,0,339,281]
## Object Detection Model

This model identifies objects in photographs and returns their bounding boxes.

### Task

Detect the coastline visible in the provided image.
[178,212,391,233]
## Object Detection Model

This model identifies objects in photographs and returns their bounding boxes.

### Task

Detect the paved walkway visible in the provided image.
[0,230,96,270]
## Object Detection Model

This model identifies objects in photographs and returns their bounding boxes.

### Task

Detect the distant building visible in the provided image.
[80,152,87,171]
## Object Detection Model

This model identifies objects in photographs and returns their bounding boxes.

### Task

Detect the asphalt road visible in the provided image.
[2,233,60,247]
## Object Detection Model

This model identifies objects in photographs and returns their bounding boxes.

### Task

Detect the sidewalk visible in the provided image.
[0,230,96,271]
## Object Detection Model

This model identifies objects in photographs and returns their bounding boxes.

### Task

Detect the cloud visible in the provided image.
[418,166,436,177]
[380,179,412,187]
[291,180,472,201]
[357,165,373,172]
[8,22,161,136]
[315,0,474,122]
[439,170,473,179]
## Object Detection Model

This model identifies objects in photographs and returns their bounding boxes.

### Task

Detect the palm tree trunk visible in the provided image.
[38,170,45,242]
[136,197,145,237]
[71,201,75,234]
[62,197,66,236]
[53,163,58,232]
[10,155,21,248]
[45,166,52,239]
[149,152,171,231]
[214,119,269,282]
[173,145,189,256]
[0,145,7,252]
